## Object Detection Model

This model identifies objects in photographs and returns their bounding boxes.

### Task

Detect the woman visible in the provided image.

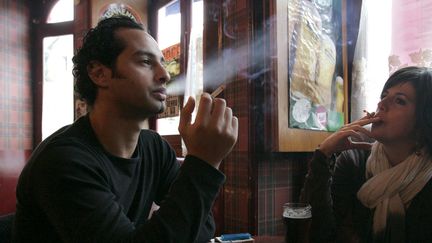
[301,66,432,243]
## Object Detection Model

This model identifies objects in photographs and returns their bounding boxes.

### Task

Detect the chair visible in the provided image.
[0,213,14,243]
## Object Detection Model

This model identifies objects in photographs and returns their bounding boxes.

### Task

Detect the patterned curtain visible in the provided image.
[389,0,432,71]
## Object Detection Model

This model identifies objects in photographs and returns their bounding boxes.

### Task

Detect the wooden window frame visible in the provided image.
[30,0,74,145]
[148,0,194,157]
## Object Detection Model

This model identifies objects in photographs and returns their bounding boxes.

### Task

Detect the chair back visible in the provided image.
[0,213,14,243]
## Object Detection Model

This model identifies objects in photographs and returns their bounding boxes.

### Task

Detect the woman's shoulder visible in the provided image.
[406,175,432,241]
[332,149,370,184]
[415,176,432,201]
[336,149,371,170]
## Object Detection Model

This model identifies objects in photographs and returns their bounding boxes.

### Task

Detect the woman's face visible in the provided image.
[371,82,417,145]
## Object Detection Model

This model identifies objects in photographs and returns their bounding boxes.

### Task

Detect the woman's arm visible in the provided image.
[332,150,371,243]
[300,112,378,243]
[300,149,336,242]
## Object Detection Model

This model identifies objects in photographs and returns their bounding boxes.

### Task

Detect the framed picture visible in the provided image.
[275,0,348,151]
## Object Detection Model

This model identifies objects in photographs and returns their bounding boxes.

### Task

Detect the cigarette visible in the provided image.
[363,109,375,117]
[210,84,226,98]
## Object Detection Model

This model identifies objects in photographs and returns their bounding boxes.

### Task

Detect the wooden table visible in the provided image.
[211,235,284,243]
[253,236,285,243]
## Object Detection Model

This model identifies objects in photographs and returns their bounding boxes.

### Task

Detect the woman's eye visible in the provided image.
[394,97,406,105]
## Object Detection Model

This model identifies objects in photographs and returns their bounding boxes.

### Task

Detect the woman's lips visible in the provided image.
[371,119,384,129]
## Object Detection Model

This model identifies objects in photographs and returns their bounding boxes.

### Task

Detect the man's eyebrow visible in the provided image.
[133,50,165,62]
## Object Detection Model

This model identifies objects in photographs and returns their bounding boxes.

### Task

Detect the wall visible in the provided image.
[0,0,33,214]
[203,0,313,236]
[256,154,310,235]
[203,0,362,236]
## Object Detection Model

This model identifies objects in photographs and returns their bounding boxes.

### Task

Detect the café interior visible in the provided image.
[0,0,431,241]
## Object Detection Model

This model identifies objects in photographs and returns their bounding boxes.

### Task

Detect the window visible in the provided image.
[156,0,182,136]
[34,0,74,142]
[41,0,74,140]
[42,34,74,139]
[155,0,204,137]
[46,0,74,23]
[351,0,432,120]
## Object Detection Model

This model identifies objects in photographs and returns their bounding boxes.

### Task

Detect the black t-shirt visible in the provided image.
[13,115,225,243]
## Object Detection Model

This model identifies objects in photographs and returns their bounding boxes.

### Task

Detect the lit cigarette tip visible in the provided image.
[210,84,226,98]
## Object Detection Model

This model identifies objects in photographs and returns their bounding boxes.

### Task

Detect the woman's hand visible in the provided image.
[318,114,381,158]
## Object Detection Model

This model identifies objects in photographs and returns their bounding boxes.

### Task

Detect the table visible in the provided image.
[254,236,285,243]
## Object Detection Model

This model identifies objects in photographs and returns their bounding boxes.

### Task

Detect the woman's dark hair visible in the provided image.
[382,66,432,154]
[72,16,144,106]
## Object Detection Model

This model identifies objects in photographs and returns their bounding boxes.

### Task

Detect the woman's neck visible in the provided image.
[382,142,416,166]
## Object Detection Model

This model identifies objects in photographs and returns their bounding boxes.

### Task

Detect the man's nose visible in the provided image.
[155,63,170,84]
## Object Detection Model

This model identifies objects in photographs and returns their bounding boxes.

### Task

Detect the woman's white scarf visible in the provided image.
[357,142,432,242]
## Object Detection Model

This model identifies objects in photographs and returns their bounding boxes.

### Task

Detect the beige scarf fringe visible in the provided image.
[357,142,432,241]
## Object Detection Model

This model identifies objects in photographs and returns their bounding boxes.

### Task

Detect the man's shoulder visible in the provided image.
[44,115,100,149]
[38,127,97,154]
[28,119,104,170]
[139,129,162,140]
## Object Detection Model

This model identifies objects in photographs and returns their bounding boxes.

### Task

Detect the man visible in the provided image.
[13,16,238,243]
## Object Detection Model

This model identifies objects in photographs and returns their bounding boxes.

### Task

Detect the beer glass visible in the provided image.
[283,203,312,243]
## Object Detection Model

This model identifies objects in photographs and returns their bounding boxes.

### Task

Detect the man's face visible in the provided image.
[107,28,170,118]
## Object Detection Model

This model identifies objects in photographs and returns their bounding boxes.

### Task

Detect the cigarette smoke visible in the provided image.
[166,4,279,96]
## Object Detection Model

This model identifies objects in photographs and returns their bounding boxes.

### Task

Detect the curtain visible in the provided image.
[351,0,432,121]
[351,0,392,121]
[389,0,432,71]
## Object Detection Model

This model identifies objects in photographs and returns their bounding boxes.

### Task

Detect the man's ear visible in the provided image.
[87,61,112,87]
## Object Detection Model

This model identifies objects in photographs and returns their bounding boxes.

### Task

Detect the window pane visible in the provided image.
[183,0,203,120]
[158,0,181,50]
[42,35,74,139]
[157,0,182,135]
[47,0,74,23]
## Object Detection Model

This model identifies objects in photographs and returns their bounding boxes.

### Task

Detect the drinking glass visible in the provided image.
[283,202,312,243]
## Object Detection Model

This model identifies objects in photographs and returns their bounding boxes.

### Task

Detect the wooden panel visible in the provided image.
[0,150,32,214]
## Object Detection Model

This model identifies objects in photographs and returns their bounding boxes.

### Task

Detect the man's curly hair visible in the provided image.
[72,16,144,106]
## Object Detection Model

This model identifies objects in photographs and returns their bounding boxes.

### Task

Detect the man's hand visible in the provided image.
[179,94,239,169]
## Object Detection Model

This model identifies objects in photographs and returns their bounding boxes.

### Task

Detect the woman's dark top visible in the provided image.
[13,115,224,243]
[301,149,432,243]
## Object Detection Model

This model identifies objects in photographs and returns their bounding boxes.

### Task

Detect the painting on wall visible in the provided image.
[287,0,345,132]
[275,0,348,151]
